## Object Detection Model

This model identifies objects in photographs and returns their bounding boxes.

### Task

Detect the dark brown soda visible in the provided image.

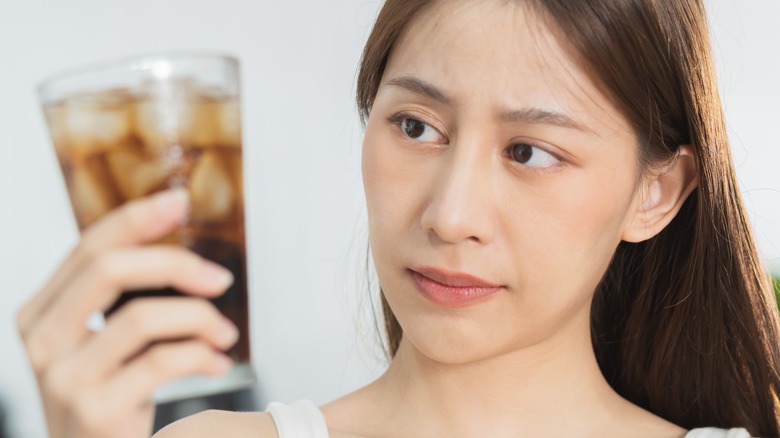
[46,91,250,363]
[104,237,250,362]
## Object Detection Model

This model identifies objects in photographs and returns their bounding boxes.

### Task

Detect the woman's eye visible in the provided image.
[509,143,560,168]
[399,117,444,143]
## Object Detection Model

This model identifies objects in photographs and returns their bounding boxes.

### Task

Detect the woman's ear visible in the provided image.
[621,145,698,243]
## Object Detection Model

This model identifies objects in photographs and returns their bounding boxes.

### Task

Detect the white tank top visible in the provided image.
[266,400,329,438]
[265,400,752,438]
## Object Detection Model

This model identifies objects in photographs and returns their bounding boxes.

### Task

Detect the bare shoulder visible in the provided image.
[321,384,394,438]
[632,417,687,438]
[153,409,278,438]
[608,400,687,438]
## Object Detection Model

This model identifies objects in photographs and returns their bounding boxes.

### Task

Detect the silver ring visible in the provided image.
[85,310,106,333]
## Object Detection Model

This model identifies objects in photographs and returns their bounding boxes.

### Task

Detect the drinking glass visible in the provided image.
[38,52,253,403]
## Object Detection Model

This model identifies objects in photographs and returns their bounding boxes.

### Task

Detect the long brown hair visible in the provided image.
[356,0,780,434]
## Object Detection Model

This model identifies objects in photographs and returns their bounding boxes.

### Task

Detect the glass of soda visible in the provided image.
[37,52,253,403]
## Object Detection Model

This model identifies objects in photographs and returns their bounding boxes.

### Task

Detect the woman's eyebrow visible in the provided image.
[500,108,589,133]
[384,76,452,105]
[384,75,591,133]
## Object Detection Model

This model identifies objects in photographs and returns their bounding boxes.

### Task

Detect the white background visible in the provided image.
[1,1,778,436]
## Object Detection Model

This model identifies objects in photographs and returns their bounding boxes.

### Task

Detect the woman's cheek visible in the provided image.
[363,123,431,215]
[363,126,412,248]
[363,134,398,219]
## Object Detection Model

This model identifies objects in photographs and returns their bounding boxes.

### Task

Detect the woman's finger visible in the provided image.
[16,188,189,335]
[22,245,233,374]
[49,297,238,390]
[63,340,227,438]
[72,340,232,429]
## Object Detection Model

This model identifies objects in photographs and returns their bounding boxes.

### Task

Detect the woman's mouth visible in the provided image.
[408,266,503,307]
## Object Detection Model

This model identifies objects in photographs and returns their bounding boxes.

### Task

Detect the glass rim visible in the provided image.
[37,50,239,100]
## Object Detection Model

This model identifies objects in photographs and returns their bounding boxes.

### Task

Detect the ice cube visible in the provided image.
[54,95,132,156]
[223,150,244,201]
[105,144,171,200]
[218,99,242,147]
[134,97,187,150]
[45,102,117,155]
[134,77,206,148]
[181,99,222,147]
[67,158,118,229]
[44,103,71,154]
[132,79,241,150]
[190,152,234,223]
[87,106,131,147]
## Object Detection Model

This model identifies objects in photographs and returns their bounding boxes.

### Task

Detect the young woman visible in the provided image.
[18,0,780,436]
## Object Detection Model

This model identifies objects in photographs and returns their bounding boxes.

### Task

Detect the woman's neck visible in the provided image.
[323,322,684,438]
[323,312,684,438]
[375,322,619,436]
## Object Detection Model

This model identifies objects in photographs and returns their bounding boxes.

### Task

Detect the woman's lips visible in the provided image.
[409,266,503,307]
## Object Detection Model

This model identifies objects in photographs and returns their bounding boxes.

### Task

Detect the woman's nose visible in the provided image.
[419,140,497,245]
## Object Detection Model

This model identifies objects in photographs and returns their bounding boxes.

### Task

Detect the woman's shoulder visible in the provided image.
[152,403,753,438]
[154,399,333,438]
[153,409,277,438]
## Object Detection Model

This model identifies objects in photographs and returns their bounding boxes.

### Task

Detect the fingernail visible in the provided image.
[219,317,240,347]
[212,354,233,374]
[203,261,234,288]
[153,188,189,214]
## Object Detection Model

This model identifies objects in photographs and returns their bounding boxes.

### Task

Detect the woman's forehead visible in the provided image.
[381,0,633,138]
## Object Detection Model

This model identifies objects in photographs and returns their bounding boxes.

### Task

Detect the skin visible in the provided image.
[320,2,695,437]
[17,189,240,438]
[22,0,698,437]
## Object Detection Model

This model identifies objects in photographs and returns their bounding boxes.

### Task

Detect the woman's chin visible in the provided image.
[393,321,525,367]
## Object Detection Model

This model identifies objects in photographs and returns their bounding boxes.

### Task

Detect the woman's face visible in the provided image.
[362,0,644,363]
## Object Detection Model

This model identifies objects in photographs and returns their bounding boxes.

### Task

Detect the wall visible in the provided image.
[1,1,777,436]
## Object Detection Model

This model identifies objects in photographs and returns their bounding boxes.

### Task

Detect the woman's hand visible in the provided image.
[16,189,240,438]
